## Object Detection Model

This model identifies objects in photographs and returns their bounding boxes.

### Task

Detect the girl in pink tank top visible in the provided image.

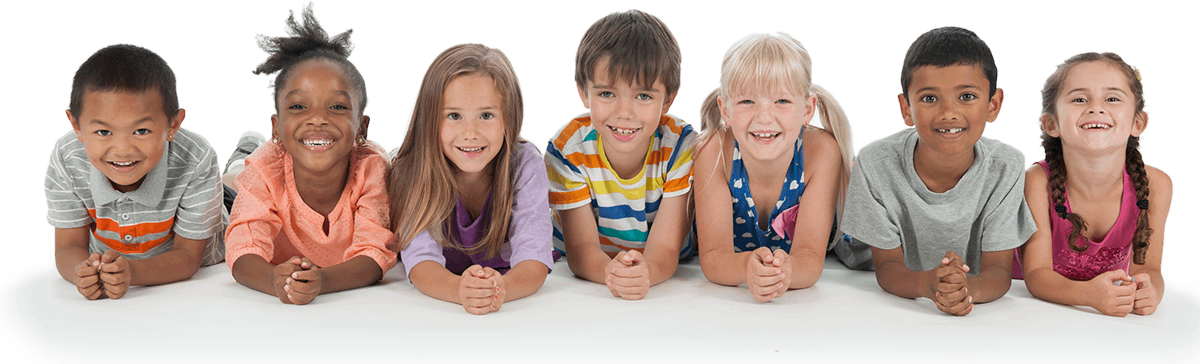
[1016,53,1172,317]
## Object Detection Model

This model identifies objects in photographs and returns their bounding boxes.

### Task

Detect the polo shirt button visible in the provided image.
[124,234,133,241]
[122,214,130,220]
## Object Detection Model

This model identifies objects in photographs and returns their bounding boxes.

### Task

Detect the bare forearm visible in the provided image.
[644,253,678,287]
[231,255,277,296]
[788,249,826,289]
[501,260,549,302]
[1025,269,1095,307]
[410,262,467,304]
[55,246,91,285]
[874,260,935,299]
[565,246,614,284]
[318,255,383,294]
[126,249,203,286]
[965,264,1013,303]
[699,250,754,286]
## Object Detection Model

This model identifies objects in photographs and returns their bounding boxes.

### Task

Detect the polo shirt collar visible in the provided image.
[89,144,169,206]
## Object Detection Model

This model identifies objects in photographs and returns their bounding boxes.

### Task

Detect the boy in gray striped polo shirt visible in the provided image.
[47,44,226,300]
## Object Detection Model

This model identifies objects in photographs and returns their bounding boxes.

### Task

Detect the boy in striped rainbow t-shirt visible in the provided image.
[545,10,696,300]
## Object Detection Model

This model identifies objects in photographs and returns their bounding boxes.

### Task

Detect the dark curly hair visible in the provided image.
[253,4,367,115]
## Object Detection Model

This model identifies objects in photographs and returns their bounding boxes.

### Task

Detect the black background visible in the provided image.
[11,2,1190,282]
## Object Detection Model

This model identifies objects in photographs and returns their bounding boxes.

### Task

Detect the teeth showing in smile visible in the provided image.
[302,138,333,147]
[111,161,135,167]
[458,146,484,153]
[608,126,640,136]
[936,128,965,134]
[1082,123,1111,130]
[751,132,780,140]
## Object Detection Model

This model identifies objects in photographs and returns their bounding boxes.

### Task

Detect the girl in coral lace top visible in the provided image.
[224,5,396,305]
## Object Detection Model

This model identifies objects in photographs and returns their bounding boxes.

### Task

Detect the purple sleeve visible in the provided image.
[505,143,554,272]
[400,230,447,277]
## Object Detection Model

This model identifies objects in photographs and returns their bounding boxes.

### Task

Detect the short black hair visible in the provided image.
[69,44,178,120]
[900,26,997,101]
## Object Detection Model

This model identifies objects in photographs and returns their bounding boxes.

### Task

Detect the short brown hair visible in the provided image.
[575,10,681,96]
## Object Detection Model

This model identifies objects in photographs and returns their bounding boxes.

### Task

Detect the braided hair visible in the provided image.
[253,4,368,118]
[1040,52,1151,264]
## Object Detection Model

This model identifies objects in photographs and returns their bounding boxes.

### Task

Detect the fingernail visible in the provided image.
[287,278,293,284]
[284,284,290,291]
[291,273,298,278]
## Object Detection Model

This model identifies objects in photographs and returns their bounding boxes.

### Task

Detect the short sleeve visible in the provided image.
[505,143,554,271]
[344,150,399,273]
[45,138,91,229]
[840,157,902,250]
[662,124,698,198]
[172,136,225,241]
[544,141,592,210]
[224,152,283,268]
[400,231,446,277]
[980,152,1037,252]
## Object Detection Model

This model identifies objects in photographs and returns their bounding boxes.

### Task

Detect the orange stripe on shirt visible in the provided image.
[87,209,176,254]
[553,117,592,150]
[659,115,682,134]
[563,151,607,170]
[549,188,592,206]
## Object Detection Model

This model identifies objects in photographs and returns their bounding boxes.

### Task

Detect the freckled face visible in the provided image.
[719,86,815,163]
[70,90,180,193]
[578,59,674,158]
[271,59,367,176]
[900,64,1000,159]
[1046,61,1144,154]
[440,74,506,179]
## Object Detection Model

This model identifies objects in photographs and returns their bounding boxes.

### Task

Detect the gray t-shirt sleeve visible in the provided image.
[45,135,91,229]
[841,156,902,251]
[979,148,1037,252]
[172,133,225,241]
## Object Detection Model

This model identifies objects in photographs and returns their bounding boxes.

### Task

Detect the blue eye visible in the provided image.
[481,112,494,120]
[959,93,977,101]
[920,95,937,103]
[96,130,112,137]
[599,91,614,98]
[133,129,151,135]
[775,99,792,104]
[447,112,461,121]
[738,99,754,105]
[636,93,652,101]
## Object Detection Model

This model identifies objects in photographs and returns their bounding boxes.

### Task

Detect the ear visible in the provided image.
[67,109,83,142]
[1040,113,1060,138]
[167,109,185,141]
[898,94,914,127]
[986,88,1004,122]
[1131,111,1148,137]
[801,93,818,126]
[577,85,590,109]
[660,92,678,114]
[358,115,371,141]
[717,96,730,127]
[270,114,280,144]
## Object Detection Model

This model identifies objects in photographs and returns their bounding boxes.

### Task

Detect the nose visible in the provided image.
[938,102,960,121]
[614,96,635,120]
[305,111,331,126]
[1088,107,1105,114]
[459,118,482,140]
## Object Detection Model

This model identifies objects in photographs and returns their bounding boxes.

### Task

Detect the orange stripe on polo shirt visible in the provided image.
[87,209,176,254]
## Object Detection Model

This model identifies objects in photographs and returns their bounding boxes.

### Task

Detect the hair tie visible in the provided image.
[1054,204,1067,217]
[1133,67,1142,82]
[1137,199,1149,210]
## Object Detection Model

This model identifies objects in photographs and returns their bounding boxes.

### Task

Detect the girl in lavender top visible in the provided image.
[389,44,555,315]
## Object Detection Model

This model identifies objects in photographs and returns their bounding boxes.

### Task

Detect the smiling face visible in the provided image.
[719,85,816,163]
[900,64,1002,160]
[1044,61,1146,154]
[69,89,181,193]
[577,59,675,159]
[271,59,367,176]
[440,73,506,179]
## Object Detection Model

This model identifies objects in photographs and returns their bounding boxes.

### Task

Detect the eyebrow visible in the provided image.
[89,117,156,128]
[443,105,499,111]
[914,84,982,95]
[281,89,353,99]
[1067,87,1129,95]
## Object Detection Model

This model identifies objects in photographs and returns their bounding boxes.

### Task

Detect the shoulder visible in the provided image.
[1024,163,1049,186]
[167,128,217,165]
[802,125,840,159]
[48,131,87,179]
[547,113,597,154]
[353,141,390,174]
[1144,164,1173,195]
[855,129,912,167]
[976,137,1026,169]
[51,131,85,160]
[244,141,287,178]
[657,114,698,147]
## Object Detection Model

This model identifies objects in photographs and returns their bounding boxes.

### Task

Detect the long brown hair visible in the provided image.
[388,44,525,259]
[1040,52,1152,264]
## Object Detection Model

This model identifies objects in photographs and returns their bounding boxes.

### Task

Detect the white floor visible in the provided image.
[8,256,1198,362]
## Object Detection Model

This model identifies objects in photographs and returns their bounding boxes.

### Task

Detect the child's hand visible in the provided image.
[285,257,323,305]
[746,247,786,302]
[606,250,650,300]
[932,251,972,316]
[459,265,501,315]
[770,249,794,299]
[1130,273,1159,316]
[1088,269,1136,317]
[272,256,303,304]
[483,267,506,313]
[74,253,103,300]
[603,251,635,298]
[98,250,131,299]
